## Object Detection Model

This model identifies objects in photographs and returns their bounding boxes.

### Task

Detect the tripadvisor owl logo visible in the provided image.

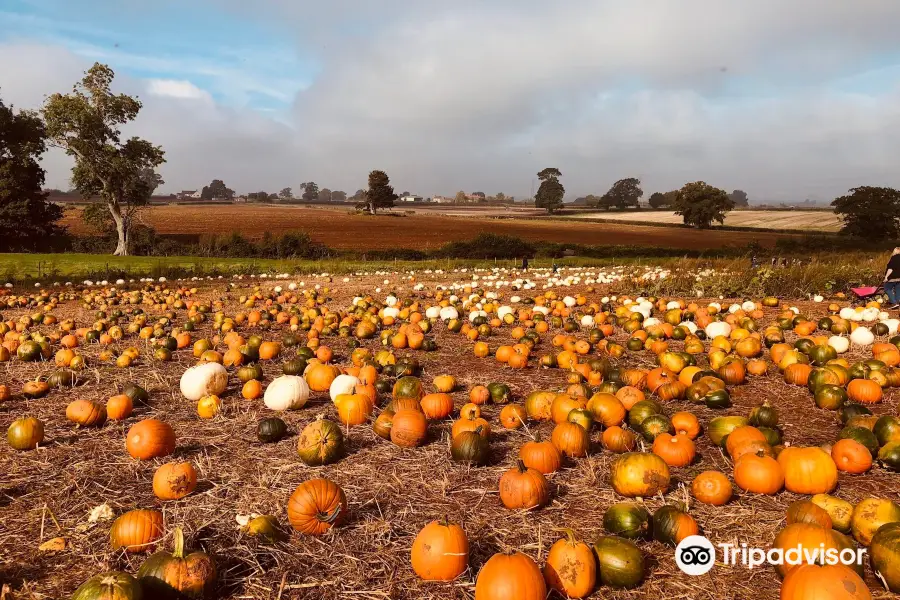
[675,535,716,575]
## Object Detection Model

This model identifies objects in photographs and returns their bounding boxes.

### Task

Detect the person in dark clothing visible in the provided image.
[883,248,900,308]
[521,257,529,271]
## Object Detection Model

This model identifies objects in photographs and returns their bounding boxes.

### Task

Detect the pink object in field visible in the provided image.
[851,286,878,297]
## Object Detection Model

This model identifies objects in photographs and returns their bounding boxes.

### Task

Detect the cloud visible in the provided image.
[2,0,900,202]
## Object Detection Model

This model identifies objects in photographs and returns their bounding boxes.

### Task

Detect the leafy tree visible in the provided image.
[331,190,347,202]
[672,181,734,228]
[318,188,332,202]
[729,189,749,207]
[81,201,115,236]
[535,168,564,213]
[43,63,165,255]
[300,181,319,202]
[350,189,366,202]
[365,170,397,214]
[495,192,507,203]
[247,190,269,202]
[601,177,643,210]
[278,187,293,200]
[471,191,486,201]
[832,186,900,239]
[454,191,468,204]
[0,96,65,251]
[201,179,234,200]
[647,192,667,209]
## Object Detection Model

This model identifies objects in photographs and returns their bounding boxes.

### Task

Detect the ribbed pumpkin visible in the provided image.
[734,450,784,495]
[392,376,424,401]
[772,523,861,578]
[786,500,833,529]
[586,393,626,427]
[450,428,490,465]
[551,421,589,458]
[784,363,813,386]
[420,393,454,420]
[725,426,767,458]
[474,551,546,600]
[652,433,696,467]
[777,447,838,495]
[7,417,44,451]
[601,426,637,453]
[126,420,176,460]
[519,438,562,474]
[136,527,216,599]
[106,395,134,420]
[847,378,882,404]
[110,509,164,553]
[543,529,597,598]
[390,409,428,447]
[305,363,340,392]
[410,519,469,581]
[831,439,872,474]
[297,419,344,466]
[451,415,491,439]
[652,505,699,547]
[691,471,732,506]
[335,393,374,426]
[287,478,347,535]
[609,452,670,498]
[66,399,107,427]
[499,460,549,510]
[72,572,144,600]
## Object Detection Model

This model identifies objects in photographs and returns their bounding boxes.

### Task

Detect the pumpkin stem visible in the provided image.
[318,505,343,524]
[552,526,578,546]
[173,526,185,559]
[515,459,527,473]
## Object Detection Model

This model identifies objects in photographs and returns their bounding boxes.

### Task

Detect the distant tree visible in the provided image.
[365,170,397,214]
[247,190,269,202]
[350,189,366,202]
[454,191,468,204]
[832,186,900,239]
[279,187,293,200]
[0,97,65,251]
[535,168,564,214]
[331,190,347,202]
[495,192,507,203]
[202,179,234,200]
[401,191,410,197]
[318,188,332,202]
[672,181,734,228]
[601,177,643,210]
[43,63,165,255]
[471,191,486,201]
[300,182,319,202]
[729,189,749,207]
[648,192,670,209]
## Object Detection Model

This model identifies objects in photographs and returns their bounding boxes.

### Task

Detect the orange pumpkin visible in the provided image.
[543,529,596,598]
[106,394,134,420]
[126,419,176,460]
[519,438,562,474]
[287,478,347,535]
[778,447,839,495]
[691,471,732,506]
[152,462,197,500]
[733,450,784,495]
[671,411,700,439]
[499,404,526,429]
[411,519,469,581]
[831,439,872,474]
[847,379,882,404]
[110,509,164,553]
[241,379,262,400]
[475,551,546,600]
[652,433,696,467]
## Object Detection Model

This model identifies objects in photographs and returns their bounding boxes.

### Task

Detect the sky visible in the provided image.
[1,0,900,203]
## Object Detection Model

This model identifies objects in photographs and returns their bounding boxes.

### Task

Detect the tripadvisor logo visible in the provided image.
[674,535,867,575]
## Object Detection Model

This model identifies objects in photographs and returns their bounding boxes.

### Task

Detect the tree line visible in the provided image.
[2,62,900,255]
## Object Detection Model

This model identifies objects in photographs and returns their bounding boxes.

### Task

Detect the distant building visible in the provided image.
[176,190,202,200]
[431,195,454,204]
[398,194,424,203]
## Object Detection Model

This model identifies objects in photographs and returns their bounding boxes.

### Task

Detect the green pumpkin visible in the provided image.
[817,317,834,331]
[870,522,900,592]
[596,381,622,395]
[758,426,783,446]
[652,505,694,547]
[16,340,42,362]
[704,389,732,409]
[878,441,900,471]
[749,402,779,428]
[237,364,263,383]
[794,338,815,355]
[627,400,663,429]
[296,347,315,360]
[640,414,673,441]
[47,369,77,388]
[393,376,424,401]
[808,344,837,366]
[257,417,288,443]
[708,416,749,446]
[839,426,879,455]
[73,571,143,600]
[123,383,149,404]
[874,416,900,446]
[592,536,645,589]
[814,385,847,411]
[137,528,216,599]
[602,503,650,540]
[421,339,437,352]
[840,403,872,424]
[450,428,490,465]
[487,382,511,404]
[297,419,344,466]
[281,358,307,376]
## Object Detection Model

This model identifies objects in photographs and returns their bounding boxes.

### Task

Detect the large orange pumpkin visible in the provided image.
[831,439,872,474]
[126,419,176,460]
[779,563,870,600]
[847,379,882,405]
[287,478,347,535]
[691,471,732,506]
[109,509,164,553]
[152,462,197,500]
[543,529,596,598]
[410,519,469,581]
[733,450,784,495]
[474,551,546,600]
[499,460,549,510]
[777,447,838,495]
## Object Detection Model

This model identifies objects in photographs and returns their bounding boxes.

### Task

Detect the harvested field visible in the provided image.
[59,204,799,250]
[0,267,898,599]
[568,209,842,231]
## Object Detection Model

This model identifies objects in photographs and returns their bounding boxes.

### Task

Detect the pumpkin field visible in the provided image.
[1,266,899,600]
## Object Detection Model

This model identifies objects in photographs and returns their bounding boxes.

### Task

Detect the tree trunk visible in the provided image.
[108,198,128,256]
[367,200,376,215]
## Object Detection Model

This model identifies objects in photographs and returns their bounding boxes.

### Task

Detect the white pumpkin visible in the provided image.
[329,374,360,403]
[580,314,594,327]
[439,306,459,321]
[264,375,310,411]
[497,306,513,320]
[382,306,400,319]
[850,326,875,347]
[828,336,850,354]
[425,306,441,319]
[678,321,698,334]
[741,300,756,312]
[882,319,900,335]
[839,307,858,321]
[705,321,732,340]
[180,362,228,401]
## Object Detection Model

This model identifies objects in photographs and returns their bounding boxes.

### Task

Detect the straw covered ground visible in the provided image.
[0,268,897,600]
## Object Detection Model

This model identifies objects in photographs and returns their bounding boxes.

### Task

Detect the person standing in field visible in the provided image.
[883,247,900,308]
[521,257,529,271]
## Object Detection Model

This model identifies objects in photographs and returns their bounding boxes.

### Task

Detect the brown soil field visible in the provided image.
[1,271,897,599]
[59,204,797,250]
[569,210,841,232]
